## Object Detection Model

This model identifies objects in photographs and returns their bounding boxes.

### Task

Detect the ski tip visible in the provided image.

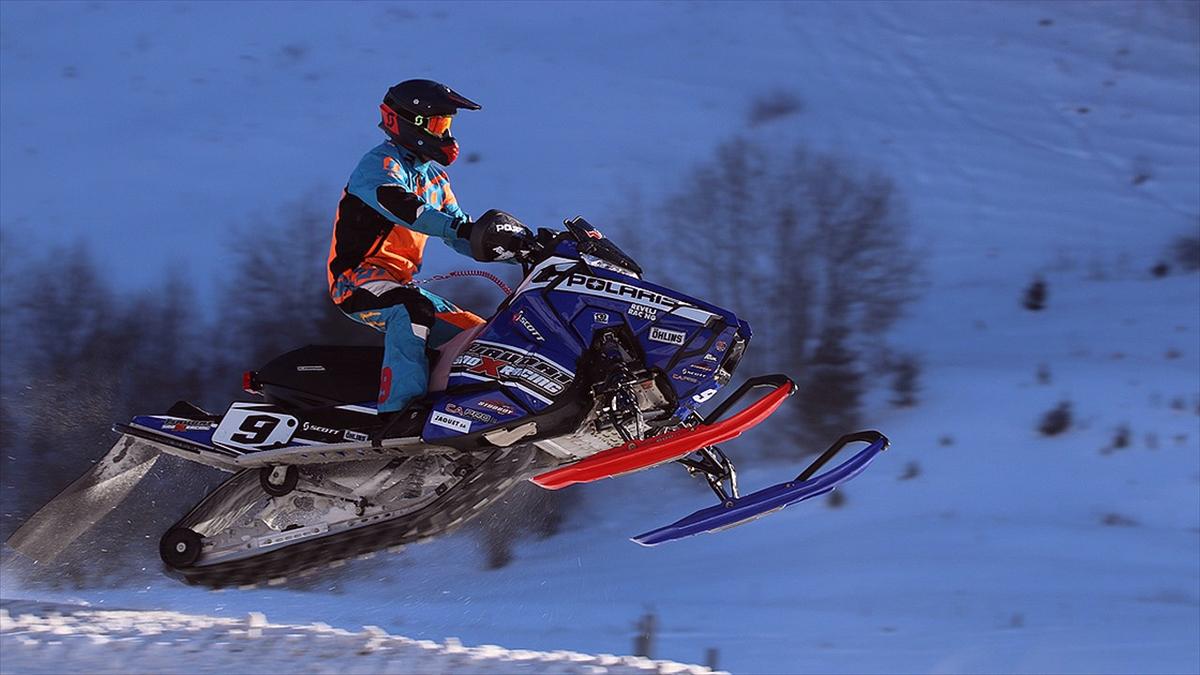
[629,534,660,547]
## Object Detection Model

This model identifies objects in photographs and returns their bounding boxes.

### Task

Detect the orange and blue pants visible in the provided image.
[333,266,483,413]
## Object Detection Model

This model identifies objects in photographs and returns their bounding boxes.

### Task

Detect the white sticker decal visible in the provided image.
[558,272,717,324]
[649,327,686,345]
[212,403,298,453]
[450,340,575,403]
[430,410,472,434]
[629,304,658,321]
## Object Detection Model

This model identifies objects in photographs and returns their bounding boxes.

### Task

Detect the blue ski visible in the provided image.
[632,431,888,546]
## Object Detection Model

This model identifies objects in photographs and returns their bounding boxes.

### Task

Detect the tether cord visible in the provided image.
[409,269,513,295]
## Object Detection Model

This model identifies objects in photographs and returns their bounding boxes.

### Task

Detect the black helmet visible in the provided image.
[379,79,481,166]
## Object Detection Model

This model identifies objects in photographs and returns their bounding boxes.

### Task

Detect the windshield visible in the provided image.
[564,217,643,276]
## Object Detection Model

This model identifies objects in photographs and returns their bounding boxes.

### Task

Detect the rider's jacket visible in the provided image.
[327,142,472,302]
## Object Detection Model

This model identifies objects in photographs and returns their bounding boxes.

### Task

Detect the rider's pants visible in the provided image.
[333,267,484,413]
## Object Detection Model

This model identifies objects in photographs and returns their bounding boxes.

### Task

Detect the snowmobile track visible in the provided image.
[173,448,535,589]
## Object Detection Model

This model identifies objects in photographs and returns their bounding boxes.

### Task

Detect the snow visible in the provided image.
[0,600,719,674]
[2,1,1199,674]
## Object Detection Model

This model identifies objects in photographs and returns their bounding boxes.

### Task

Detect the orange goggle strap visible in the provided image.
[380,104,402,134]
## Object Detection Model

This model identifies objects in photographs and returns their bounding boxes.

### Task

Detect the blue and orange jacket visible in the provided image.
[328,142,473,302]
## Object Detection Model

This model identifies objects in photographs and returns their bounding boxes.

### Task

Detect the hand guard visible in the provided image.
[467,209,534,262]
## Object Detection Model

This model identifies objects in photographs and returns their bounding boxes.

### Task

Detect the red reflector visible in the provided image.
[242,371,257,394]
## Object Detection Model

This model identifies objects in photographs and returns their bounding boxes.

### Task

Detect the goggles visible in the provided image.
[422,115,453,137]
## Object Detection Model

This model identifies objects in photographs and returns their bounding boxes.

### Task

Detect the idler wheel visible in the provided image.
[259,465,299,497]
[159,527,203,569]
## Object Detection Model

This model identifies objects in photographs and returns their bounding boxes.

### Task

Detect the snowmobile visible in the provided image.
[7,217,889,587]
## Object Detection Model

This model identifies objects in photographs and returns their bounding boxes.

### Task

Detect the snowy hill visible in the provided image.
[2,2,1196,292]
[2,1,1198,674]
[0,600,721,674]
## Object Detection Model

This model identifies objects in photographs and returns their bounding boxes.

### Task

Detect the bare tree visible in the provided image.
[122,267,212,409]
[888,352,921,407]
[1171,233,1200,272]
[0,228,24,538]
[797,322,863,446]
[214,197,376,389]
[620,138,920,449]
[0,244,171,583]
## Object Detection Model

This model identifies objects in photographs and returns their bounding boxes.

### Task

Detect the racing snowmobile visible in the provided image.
[7,218,889,587]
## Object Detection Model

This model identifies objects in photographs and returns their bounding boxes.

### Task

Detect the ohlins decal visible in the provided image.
[649,327,686,345]
[452,342,574,398]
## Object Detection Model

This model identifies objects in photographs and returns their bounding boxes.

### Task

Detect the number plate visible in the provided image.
[212,403,299,453]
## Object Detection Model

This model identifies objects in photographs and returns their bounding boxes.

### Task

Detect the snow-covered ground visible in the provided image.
[2,2,1198,674]
[0,600,720,674]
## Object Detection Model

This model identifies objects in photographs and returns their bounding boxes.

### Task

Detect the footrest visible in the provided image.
[631,431,888,546]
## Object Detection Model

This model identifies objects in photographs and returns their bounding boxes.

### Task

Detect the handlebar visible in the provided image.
[516,228,554,276]
[514,218,643,278]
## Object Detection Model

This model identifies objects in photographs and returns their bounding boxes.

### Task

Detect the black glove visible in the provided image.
[466,209,534,262]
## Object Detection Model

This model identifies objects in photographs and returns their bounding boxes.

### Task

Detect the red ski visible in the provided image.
[532,376,795,490]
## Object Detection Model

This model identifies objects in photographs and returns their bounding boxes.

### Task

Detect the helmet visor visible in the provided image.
[425,115,453,137]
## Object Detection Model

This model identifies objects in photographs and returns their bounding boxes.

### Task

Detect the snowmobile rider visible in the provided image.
[327,79,534,438]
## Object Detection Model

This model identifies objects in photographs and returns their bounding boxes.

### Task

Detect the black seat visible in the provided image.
[255,345,383,408]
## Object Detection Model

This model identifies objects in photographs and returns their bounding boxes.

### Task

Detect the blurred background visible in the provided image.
[1,1,1197,673]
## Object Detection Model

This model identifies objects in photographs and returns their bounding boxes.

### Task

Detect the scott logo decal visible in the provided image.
[380,104,400,134]
[302,421,340,435]
[513,310,545,342]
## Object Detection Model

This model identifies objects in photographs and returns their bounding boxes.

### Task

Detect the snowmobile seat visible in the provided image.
[254,345,384,408]
[253,326,486,410]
